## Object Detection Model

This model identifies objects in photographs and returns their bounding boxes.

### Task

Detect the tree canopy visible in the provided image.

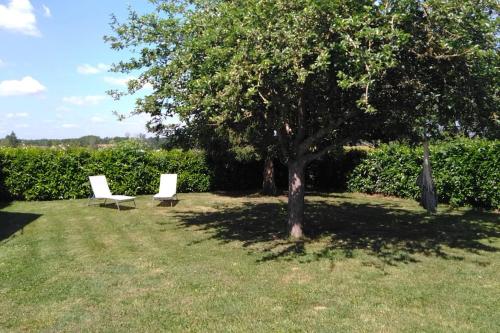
[1,132,20,148]
[372,0,499,140]
[107,0,499,238]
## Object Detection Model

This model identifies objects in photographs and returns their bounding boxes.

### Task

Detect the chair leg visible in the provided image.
[103,199,107,206]
[133,200,136,208]
[116,201,120,211]
[87,195,92,206]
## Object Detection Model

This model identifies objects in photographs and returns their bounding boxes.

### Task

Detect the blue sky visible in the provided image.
[0,0,175,139]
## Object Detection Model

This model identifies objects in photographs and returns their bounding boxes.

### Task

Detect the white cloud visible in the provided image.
[0,59,5,68]
[0,0,40,36]
[0,76,46,96]
[76,63,109,75]
[62,123,78,129]
[16,123,29,128]
[103,76,132,87]
[42,4,50,17]
[62,95,106,106]
[6,112,29,118]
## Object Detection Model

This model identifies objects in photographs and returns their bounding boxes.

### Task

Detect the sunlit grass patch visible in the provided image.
[0,193,498,332]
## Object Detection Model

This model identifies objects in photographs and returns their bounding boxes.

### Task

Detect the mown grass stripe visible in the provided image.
[0,193,498,332]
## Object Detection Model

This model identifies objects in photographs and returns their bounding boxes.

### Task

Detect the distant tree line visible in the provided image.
[0,131,189,150]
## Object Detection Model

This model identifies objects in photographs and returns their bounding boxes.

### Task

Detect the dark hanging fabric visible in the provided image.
[417,140,438,213]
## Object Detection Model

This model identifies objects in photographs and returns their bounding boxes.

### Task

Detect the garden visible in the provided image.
[0,139,498,331]
[1,192,499,332]
[1,0,499,331]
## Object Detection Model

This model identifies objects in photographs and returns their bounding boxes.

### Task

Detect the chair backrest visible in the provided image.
[89,175,112,198]
[159,174,177,196]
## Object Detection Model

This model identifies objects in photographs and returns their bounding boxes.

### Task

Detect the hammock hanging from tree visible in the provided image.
[417,140,437,213]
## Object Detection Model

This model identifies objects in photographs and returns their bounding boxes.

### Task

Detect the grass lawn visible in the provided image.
[0,192,499,332]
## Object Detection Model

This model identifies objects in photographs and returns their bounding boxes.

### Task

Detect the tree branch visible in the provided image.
[304,138,349,164]
[304,144,337,163]
[297,117,346,156]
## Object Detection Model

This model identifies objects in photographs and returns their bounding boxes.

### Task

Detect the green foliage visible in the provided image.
[307,148,369,191]
[106,0,498,160]
[0,145,368,198]
[1,139,498,209]
[105,0,410,162]
[0,147,212,201]
[0,132,20,148]
[3,134,177,150]
[106,0,498,235]
[374,0,500,140]
[348,139,500,209]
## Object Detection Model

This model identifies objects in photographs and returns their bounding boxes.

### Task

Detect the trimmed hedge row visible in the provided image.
[1,139,498,209]
[0,144,370,200]
[347,139,500,209]
[0,146,212,201]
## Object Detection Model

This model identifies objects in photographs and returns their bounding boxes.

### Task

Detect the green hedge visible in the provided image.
[0,146,212,201]
[347,139,500,209]
[1,139,498,209]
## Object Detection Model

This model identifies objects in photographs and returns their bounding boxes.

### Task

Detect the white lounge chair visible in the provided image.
[153,174,178,206]
[88,175,136,210]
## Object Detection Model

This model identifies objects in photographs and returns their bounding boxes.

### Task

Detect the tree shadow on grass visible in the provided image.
[174,199,499,265]
[0,207,42,243]
[0,201,11,210]
[156,200,180,208]
[96,202,136,211]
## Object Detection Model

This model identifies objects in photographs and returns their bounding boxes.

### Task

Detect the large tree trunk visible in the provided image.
[417,140,437,213]
[288,160,306,239]
[262,156,277,195]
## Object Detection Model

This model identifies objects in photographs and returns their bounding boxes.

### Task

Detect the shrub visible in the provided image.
[348,139,500,209]
[1,139,497,209]
[0,147,212,201]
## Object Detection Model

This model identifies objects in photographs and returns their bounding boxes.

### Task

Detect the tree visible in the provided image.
[191,112,280,195]
[4,131,20,147]
[370,0,499,212]
[79,135,100,148]
[106,0,498,238]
